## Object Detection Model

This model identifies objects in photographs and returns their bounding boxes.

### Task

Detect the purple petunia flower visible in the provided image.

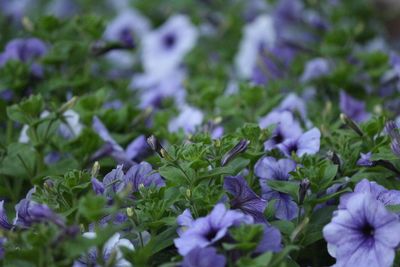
[91,162,164,201]
[141,14,197,80]
[254,157,298,220]
[339,91,370,123]
[356,152,373,167]
[259,111,303,151]
[300,58,330,83]
[323,193,400,267]
[177,209,194,236]
[277,93,308,122]
[277,127,321,157]
[255,224,282,253]
[174,203,253,255]
[0,201,12,230]
[0,38,47,77]
[92,116,150,164]
[223,175,267,223]
[181,247,226,267]
[339,179,400,209]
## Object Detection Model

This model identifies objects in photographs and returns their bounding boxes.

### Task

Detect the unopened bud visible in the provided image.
[147,135,164,157]
[22,17,34,32]
[58,96,78,114]
[221,140,250,166]
[127,207,134,217]
[186,189,191,199]
[44,179,54,189]
[91,161,100,178]
[299,178,310,205]
[340,113,363,137]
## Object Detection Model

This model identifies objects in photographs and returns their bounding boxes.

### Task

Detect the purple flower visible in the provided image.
[181,247,226,267]
[168,105,204,134]
[0,201,12,230]
[174,203,253,255]
[339,91,370,123]
[323,193,400,267]
[385,120,400,157]
[223,176,267,223]
[277,93,308,121]
[300,58,330,82]
[177,209,194,236]
[278,127,321,157]
[0,38,47,77]
[259,111,302,151]
[255,225,282,253]
[339,179,400,209]
[141,15,197,80]
[357,152,373,167]
[254,157,298,220]
[92,162,164,200]
[92,117,150,164]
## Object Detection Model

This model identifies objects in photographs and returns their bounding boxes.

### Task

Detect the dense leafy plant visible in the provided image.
[1,0,400,266]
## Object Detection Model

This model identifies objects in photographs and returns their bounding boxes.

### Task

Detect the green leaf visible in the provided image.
[7,95,44,124]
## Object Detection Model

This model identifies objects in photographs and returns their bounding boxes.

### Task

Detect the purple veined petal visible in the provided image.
[274,194,299,220]
[0,201,12,230]
[103,165,125,195]
[181,247,226,267]
[124,162,165,192]
[224,175,267,223]
[255,224,282,253]
[254,156,296,180]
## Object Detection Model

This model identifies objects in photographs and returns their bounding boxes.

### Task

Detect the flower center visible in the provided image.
[361,223,375,237]
[163,33,176,49]
[205,228,218,241]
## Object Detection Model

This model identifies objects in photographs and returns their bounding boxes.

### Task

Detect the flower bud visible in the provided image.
[221,139,250,166]
[340,113,363,137]
[299,178,310,205]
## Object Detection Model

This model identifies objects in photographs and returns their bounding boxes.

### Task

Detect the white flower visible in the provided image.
[235,15,276,79]
[141,15,198,80]
[59,109,83,138]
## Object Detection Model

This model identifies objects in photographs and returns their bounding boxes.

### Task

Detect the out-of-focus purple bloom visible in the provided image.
[168,105,204,134]
[141,15,197,80]
[259,111,303,151]
[235,15,276,80]
[103,100,123,110]
[14,199,65,228]
[300,58,330,82]
[0,38,47,77]
[131,68,186,109]
[339,91,370,123]
[278,127,321,157]
[177,209,194,236]
[339,179,400,209]
[254,157,298,220]
[357,152,373,167]
[91,178,105,195]
[174,203,253,255]
[323,193,400,267]
[255,224,282,253]
[181,247,226,267]
[44,151,62,165]
[385,120,400,157]
[103,9,150,68]
[277,93,308,122]
[0,0,34,20]
[46,0,78,18]
[0,89,14,102]
[104,9,150,48]
[224,175,267,223]
[0,201,12,230]
[58,109,83,139]
[92,117,150,164]
[73,232,134,267]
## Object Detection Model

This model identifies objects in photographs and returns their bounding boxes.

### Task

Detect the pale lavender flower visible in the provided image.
[254,157,298,220]
[278,127,321,157]
[181,247,226,267]
[224,175,267,223]
[357,152,373,167]
[0,201,12,230]
[174,203,253,255]
[339,179,400,209]
[235,15,276,80]
[300,58,330,82]
[168,105,204,134]
[177,209,194,236]
[259,111,302,151]
[277,93,308,122]
[0,38,47,77]
[323,193,400,267]
[255,225,282,253]
[46,0,78,18]
[339,91,370,123]
[58,109,83,139]
[141,15,197,80]
[73,232,134,267]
